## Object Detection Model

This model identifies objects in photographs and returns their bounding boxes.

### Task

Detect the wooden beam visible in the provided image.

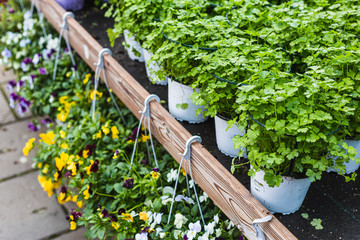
[31,0,297,239]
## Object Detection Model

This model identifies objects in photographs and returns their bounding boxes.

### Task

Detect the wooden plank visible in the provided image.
[31,0,297,239]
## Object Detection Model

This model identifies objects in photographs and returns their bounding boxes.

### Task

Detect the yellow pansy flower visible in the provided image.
[60,130,66,138]
[83,73,91,84]
[67,161,77,176]
[83,185,91,199]
[112,222,120,230]
[60,142,69,150]
[54,171,59,181]
[82,150,89,159]
[95,130,102,139]
[70,221,76,230]
[39,131,56,145]
[141,134,150,142]
[55,152,69,171]
[111,126,119,139]
[85,160,94,175]
[38,175,55,197]
[139,212,148,221]
[42,164,49,174]
[23,138,35,156]
[150,171,161,180]
[76,200,83,208]
[180,168,187,176]
[89,90,103,100]
[102,123,110,135]
[121,213,134,222]
[59,96,69,104]
[57,111,68,122]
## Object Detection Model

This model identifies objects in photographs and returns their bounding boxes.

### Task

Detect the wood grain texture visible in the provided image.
[30,0,297,239]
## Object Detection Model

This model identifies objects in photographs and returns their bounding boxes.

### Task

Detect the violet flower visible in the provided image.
[101,208,109,218]
[184,235,188,240]
[8,8,15,14]
[28,121,39,132]
[126,127,138,141]
[41,118,52,127]
[141,227,150,233]
[109,215,118,222]
[64,172,72,178]
[16,80,24,92]
[9,93,19,109]
[122,178,134,189]
[20,58,33,72]
[140,158,148,165]
[117,208,126,215]
[7,80,16,93]
[70,209,82,219]
[90,160,100,173]
[152,168,159,172]
[39,67,47,75]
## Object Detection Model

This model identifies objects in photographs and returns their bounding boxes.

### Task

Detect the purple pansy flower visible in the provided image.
[117,208,126,215]
[152,168,160,172]
[16,80,25,92]
[101,208,109,218]
[64,172,72,178]
[39,67,47,75]
[122,178,134,189]
[109,215,118,222]
[90,160,100,173]
[7,80,16,93]
[28,121,39,132]
[184,235,188,240]
[140,158,148,165]
[8,8,15,13]
[9,93,19,109]
[126,127,138,141]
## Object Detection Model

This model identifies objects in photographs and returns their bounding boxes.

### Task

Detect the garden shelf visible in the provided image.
[28,0,360,239]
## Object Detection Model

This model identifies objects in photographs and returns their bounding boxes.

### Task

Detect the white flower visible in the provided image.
[135,232,148,240]
[175,194,195,204]
[39,36,46,47]
[47,37,59,50]
[215,228,222,237]
[155,227,163,236]
[159,232,166,238]
[198,232,210,240]
[161,195,173,205]
[24,11,32,20]
[154,212,163,224]
[23,18,34,32]
[19,39,31,48]
[189,180,194,188]
[174,213,188,229]
[213,214,219,224]
[167,168,178,182]
[32,54,40,65]
[199,192,209,203]
[173,230,182,239]
[187,221,202,240]
[205,221,215,235]
[226,220,234,230]
[162,186,174,195]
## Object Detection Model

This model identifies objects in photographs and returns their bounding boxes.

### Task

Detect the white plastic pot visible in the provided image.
[251,170,311,215]
[123,30,144,62]
[142,49,167,85]
[168,77,207,124]
[214,115,247,158]
[328,139,360,174]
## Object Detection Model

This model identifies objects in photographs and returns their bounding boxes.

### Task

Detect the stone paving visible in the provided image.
[0,68,87,240]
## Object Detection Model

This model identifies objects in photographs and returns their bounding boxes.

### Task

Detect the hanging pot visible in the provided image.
[142,49,167,85]
[328,139,360,174]
[168,77,207,124]
[251,169,311,215]
[123,30,144,62]
[56,0,85,11]
[214,114,246,158]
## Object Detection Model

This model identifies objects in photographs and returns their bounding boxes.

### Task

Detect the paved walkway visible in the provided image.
[0,68,86,240]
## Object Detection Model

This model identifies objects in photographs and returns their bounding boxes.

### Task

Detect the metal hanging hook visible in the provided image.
[96,48,112,69]
[139,94,160,118]
[252,215,272,240]
[180,135,202,161]
[61,12,75,30]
